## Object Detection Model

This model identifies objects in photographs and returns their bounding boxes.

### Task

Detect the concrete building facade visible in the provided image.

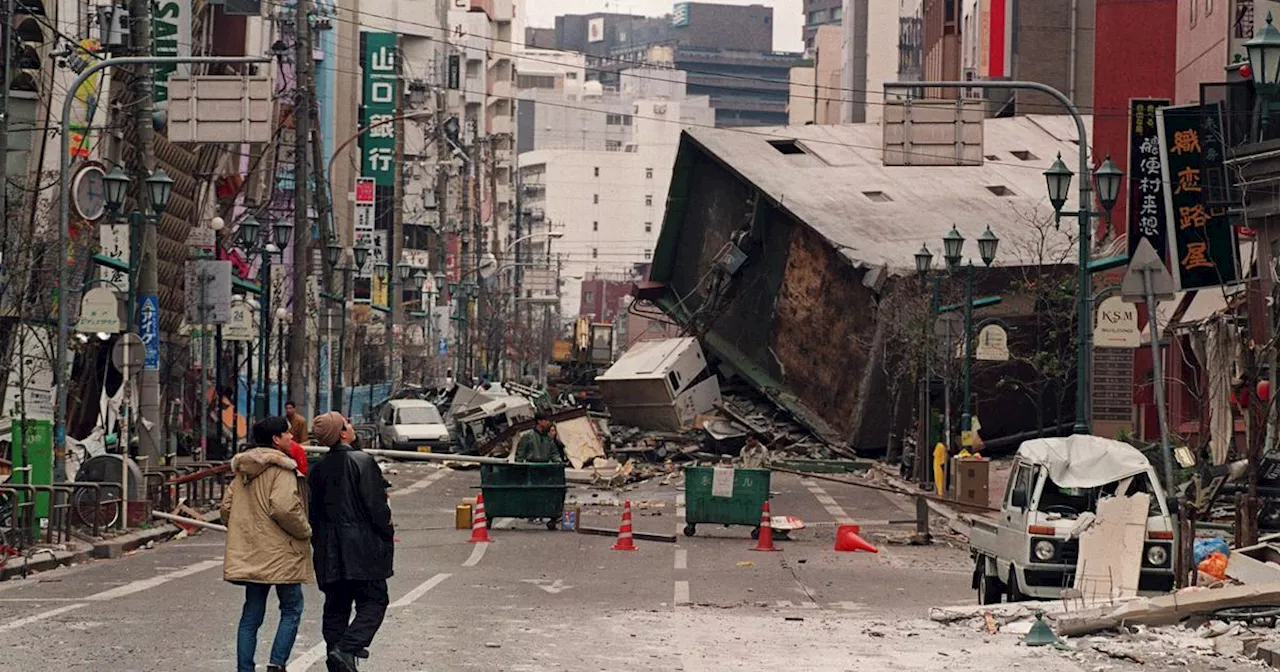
[803,0,844,52]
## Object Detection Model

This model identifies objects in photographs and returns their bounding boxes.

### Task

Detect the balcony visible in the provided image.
[489,78,513,102]
[489,114,513,136]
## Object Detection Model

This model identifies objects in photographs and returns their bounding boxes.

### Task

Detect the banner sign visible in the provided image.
[1156,102,1240,291]
[1127,98,1171,266]
[360,32,399,187]
[140,295,160,370]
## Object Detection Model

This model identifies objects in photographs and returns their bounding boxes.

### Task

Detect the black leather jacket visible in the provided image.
[307,444,394,585]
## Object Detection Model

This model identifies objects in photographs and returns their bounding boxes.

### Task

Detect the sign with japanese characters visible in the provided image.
[140,294,160,370]
[1156,102,1240,291]
[1127,98,1171,266]
[99,223,130,286]
[360,32,399,187]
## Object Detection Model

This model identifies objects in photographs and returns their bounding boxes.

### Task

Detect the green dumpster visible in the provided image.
[479,463,568,530]
[682,466,770,537]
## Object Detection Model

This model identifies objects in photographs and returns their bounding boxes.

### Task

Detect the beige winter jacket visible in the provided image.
[220,448,314,584]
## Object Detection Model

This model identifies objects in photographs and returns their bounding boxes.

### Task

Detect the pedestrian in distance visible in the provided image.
[308,412,394,672]
[515,412,566,463]
[286,401,308,444]
[220,416,314,672]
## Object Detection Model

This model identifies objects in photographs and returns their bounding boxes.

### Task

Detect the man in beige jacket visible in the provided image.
[221,416,313,672]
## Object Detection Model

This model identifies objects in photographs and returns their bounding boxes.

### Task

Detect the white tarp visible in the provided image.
[1016,435,1152,489]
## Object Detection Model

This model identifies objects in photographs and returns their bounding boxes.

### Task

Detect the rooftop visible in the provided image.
[679,115,1091,272]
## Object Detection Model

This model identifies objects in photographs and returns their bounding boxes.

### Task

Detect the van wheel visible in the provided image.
[977,559,1003,605]
[1007,569,1027,603]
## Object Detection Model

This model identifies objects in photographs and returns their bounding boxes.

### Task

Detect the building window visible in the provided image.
[594,166,600,177]
[644,249,652,260]
[585,291,594,303]
[645,167,653,179]
[645,221,652,233]
[566,72,578,80]
[592,248,598,259]
[807,9,827,24]
[606,140,622,151]
[593,194,599,204]
[831,7,842,21]
[645,195,653,207]
[593,221,599,231]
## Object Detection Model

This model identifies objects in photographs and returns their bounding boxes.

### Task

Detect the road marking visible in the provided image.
[674,548,687,570]
[774,600,819,610]
[462,542,488,567]
[675,493,687,536]
[389,572,452,608]
[390,468,448,497]
[674,580,690,606]
[829,601,866,611]
[803,481,853,524]
[288,642,328,671]
[494,519,516,530]
[0,603,88,633]
[521,578,573,594]
[84,559,223,602]
[0,597,85,602]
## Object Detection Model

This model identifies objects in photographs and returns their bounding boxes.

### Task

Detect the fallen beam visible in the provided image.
[1056,582,1280,637]
[301,445,513,465]
[152,510,228,532]
[577,525,677,543]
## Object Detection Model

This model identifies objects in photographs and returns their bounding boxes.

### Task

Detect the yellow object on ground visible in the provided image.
[933,442,947,497]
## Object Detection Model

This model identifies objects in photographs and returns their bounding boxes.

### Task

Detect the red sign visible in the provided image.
[355,178,376,205]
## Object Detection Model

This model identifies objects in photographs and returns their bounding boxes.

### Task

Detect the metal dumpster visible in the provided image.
[682,466,770,537]
[479,463,568,530]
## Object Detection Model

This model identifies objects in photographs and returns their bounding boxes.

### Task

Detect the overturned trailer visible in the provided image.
[596,337,720,432]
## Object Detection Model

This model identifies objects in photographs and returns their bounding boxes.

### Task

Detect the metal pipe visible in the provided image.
[57,56,270,480]
[299,444,511,465]
[152,510,227,532]
[1143,266,1176,504]
[886,80,1093,435]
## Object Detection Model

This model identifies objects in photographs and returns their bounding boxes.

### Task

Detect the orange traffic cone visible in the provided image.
[751,500,781,552]
[834,524,878,553]
[468,493,493,543]
[612,500,638,551]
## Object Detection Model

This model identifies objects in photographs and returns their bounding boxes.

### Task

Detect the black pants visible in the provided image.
[320,579,389,655]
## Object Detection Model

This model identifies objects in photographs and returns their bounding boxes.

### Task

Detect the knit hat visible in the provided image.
[312,411,347,447]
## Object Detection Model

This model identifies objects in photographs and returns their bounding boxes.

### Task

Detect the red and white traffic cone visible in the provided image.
[751,500,781,552]
[612,500,638,551]
[468,493,492,543]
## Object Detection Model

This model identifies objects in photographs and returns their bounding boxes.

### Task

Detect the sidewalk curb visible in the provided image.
[0,546,91,581]
[90,510,223,559]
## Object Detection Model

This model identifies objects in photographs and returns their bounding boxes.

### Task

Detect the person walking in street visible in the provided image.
[286,401,308,444]
[308,411,394,672]
[515,412,566,463]
[221,416,313,672]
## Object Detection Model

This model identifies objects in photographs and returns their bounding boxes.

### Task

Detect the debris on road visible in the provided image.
[1074,493,1150,599]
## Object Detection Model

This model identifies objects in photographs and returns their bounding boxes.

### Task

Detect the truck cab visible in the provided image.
[968,435,1176,603]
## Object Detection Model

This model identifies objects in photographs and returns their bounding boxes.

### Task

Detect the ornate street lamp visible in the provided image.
[1247,12,1280,96]
[271,218,293,249]
[914,244,933,275]
[325,242,342,268]
[103,166,131,213]
[237,215,261,247]
[353,244,370,270]
[145,168,174,215]
[397,260,413,282]
[977,227,1000,267]
[1043,153,1073,215]
[1094,155,1124,215]
[942,225,964,270]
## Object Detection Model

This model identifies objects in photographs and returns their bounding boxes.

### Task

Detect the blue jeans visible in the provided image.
[237,583,304,672]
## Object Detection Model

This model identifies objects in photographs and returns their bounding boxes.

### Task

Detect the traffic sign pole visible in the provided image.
[1123,238,1177,504]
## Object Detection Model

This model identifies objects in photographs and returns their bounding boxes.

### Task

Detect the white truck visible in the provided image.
[967,435,1176,603]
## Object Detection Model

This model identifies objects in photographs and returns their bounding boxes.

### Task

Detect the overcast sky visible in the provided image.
[523,0,805,53]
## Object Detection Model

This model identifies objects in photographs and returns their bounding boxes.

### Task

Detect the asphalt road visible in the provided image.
[0,463,1259,670]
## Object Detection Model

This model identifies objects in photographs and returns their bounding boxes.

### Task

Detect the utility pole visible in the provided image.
[290,0,314,413]
[0,0,12,239]
[389,35,406,392]
[310,95,332,413]
[132,0,162,472]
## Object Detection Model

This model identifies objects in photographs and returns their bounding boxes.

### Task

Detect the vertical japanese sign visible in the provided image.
[353,177,376,278]
[140,295,160,370]
[1157,102,1240,291]
[1127,98,1171,266]
[360,32,398,187]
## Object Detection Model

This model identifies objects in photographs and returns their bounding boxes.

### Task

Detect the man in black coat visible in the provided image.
[308,412,394,672]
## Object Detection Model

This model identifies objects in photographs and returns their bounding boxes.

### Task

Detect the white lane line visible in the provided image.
[0,603,88,633]
[84,559,223,602]
[803,481,853,524]
[675,493,687,536]
[0,597,85,602]
[0,558,223,635]
[390,468,448,497]
[389,572,453,608]
[673,548,687,570]
[289,642,328,671]
[462,542,488,567]
[674,580,690,606]
[493,518,516,530]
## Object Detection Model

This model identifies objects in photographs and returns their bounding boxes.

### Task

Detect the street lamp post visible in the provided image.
[1246,12,1280,137]
[940,226,1000,439]
[238,216,293,420]
[886,80,1122,436]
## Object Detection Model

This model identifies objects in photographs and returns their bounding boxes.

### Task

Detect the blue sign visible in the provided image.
[140,295,160,370]
[438,338,448,356]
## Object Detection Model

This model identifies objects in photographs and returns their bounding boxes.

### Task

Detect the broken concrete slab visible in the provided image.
[0,545,91,581]
[555,414,607,470]
[1074,493,1150,599]
[1228,542,1280,585]
[1057,583,1280,637]
[91,509,223,559]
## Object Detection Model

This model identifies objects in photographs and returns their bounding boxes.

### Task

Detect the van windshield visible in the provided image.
[395,406,443,425]
[1037,471,1163,518]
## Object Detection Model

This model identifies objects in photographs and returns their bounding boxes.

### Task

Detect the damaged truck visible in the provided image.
[968,435,1176,604]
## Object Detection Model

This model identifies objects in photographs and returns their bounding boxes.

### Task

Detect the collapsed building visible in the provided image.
[640,113,1093,453]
